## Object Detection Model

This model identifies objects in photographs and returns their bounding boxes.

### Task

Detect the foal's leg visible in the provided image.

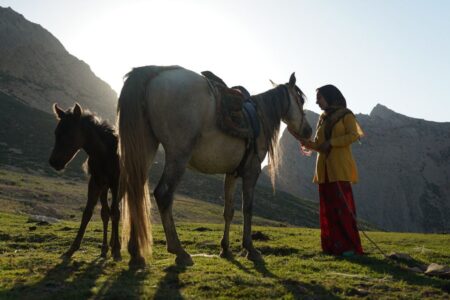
[154,155,192,266]
[220,173,237,258]
[241,168,262,261]
[62,178,101,258]
[99,188,110,258]
[109,185,122,261]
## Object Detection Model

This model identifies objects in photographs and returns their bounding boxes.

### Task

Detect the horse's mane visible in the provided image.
[251,85,289,189]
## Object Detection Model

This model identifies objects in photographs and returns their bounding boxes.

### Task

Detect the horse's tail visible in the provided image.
[117,66,175,261]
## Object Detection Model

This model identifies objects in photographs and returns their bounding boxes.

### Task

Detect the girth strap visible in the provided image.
[234,99,260,177]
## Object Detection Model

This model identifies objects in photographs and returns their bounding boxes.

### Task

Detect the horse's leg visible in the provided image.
[154,155,192,266]
[62,178,101,259]
[220,173,237,258]
[109,185,122,261]
[99,188,110,258]
[241,167,262,261]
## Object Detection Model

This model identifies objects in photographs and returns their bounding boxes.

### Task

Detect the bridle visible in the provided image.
[283,84,306,139]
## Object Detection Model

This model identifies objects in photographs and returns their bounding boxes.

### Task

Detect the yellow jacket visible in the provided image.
[311,113,362,184]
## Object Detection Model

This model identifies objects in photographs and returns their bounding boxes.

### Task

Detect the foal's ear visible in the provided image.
[53,103,66,120]
[289,72,296,88]
[73,103,82,119]
[269,79,278,88]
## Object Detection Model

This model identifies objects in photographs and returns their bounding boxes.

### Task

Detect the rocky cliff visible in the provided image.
[262,105,450,233]
[0,6,117,121]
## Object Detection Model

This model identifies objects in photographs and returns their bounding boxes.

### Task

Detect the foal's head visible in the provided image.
[49,103,85,171]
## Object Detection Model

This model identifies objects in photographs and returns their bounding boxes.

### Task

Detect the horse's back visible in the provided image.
[144,67,214,146]
[144,67,245,173]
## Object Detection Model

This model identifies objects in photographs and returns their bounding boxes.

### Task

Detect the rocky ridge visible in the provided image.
[262,105,450,233]
[0,6,117,121]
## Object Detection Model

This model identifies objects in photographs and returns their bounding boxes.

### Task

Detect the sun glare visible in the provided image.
[69,1,275,96]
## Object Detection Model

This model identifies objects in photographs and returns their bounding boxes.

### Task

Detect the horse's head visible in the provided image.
[274,73,312,140]
[49,103,85,171]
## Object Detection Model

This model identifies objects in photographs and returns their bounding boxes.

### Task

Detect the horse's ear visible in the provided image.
[53,103,65,120]
[269,79,278,88]
[73,103,82,118]
[289,72,296,87]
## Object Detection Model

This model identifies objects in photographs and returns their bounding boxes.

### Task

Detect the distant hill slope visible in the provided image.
[261,106,450,233]
[0,6,117,121]
[0,90,325,228]
[0,91,87,177]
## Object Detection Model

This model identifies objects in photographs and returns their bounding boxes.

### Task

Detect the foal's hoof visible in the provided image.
[113,253,122,262]
[101,247,109,258]
[175,253,194,266]
[246,249,263,262]
[129,256,146,270]
[219,249,233,259]
[61,251,73,260]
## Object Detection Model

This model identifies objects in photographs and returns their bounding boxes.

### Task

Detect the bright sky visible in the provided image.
[1,0,450,122]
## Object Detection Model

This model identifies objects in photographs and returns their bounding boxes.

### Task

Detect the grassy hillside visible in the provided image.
[0,91,86,178]
[0,92,329,228]
[0,212,449,299]
[0,168,282,227]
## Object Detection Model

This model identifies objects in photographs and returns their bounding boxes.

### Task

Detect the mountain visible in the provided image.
[261,105,450,233]
[0,6,373,229]
[0,6,117,121]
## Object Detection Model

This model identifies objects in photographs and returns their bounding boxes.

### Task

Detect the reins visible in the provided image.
[334,180,389,259]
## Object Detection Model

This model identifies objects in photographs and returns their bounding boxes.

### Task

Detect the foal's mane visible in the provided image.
[250,85,290,189]
[81,111,116,136]
[66,107,117,148]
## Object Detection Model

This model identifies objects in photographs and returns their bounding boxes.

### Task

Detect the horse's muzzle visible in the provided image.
[49,158,64,171]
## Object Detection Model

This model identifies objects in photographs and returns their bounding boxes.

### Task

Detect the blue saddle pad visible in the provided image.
[242,99,260,139]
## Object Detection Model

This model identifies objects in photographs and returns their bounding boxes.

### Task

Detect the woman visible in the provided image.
[301,85,364,256]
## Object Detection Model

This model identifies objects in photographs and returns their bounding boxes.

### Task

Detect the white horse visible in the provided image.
[117,66,312,267]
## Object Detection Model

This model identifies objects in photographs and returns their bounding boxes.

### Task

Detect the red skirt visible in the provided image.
[319,180,363,255]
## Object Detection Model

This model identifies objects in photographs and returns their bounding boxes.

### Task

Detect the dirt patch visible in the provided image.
[194,227,212,232]
[0,233,12,241]
[251,231,269,241]
[58,226,72,231]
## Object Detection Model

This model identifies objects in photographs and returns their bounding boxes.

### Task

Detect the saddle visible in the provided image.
[202,71,261,177]
[202,71,258,140]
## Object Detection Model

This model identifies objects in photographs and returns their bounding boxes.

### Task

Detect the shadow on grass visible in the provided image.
[225,255,253,274]
[258,246,300,256]
[153,265,187,299]
[251,258,340,300]
[94,266,150,300]
[223,248,339,300]
[1,258,106,299]
[343,255,450,293]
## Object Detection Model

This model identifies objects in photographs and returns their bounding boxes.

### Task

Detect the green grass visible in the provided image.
[0,212,449,299]
[0,168,286,227]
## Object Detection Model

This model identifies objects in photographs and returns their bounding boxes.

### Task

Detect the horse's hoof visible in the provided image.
[219,249,233,259]
[61,252,73,260]
[175,253,194,266]
[113,253,122,262]
[246,249,263,262]
[129,256,146,269]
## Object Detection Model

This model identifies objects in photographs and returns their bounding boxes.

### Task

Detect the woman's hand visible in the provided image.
[318,140,331,154]
[300,139,315,150]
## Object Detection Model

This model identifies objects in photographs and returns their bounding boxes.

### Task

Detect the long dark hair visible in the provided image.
[317,85,347,108]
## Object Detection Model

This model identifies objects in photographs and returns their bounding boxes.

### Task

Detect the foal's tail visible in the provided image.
[117,66,173,261]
